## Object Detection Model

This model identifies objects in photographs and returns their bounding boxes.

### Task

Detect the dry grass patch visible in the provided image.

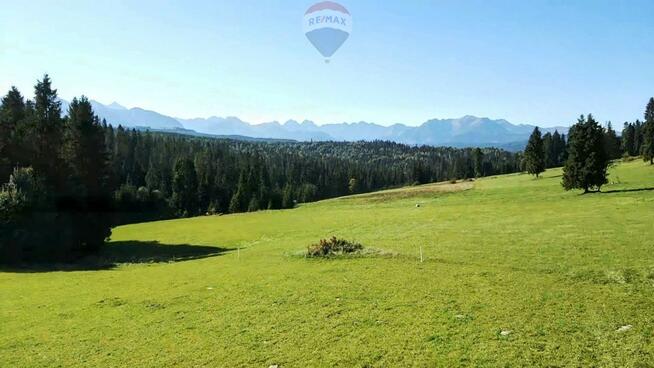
[348,180,473,203]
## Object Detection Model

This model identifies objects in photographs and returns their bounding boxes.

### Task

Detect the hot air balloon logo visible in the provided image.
[303,1,352,62]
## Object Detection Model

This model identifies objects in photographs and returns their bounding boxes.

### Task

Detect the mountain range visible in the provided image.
[60,99,568,151]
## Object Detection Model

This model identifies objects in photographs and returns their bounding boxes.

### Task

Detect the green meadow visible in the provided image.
[2,160,653,367]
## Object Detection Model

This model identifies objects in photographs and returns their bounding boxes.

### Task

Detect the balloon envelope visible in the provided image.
[303,2,352,59]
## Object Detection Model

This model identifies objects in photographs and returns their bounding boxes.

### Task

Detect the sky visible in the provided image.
[1,0,652,127]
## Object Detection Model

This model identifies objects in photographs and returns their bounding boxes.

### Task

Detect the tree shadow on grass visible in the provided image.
[1,241,233,273]
[601,187,654,194]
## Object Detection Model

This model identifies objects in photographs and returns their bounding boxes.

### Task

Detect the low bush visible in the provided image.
[307,237,363,257]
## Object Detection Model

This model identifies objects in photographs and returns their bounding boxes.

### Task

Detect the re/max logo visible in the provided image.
[307,16,347,27]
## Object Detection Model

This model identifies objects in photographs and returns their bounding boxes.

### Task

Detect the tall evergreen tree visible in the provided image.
[556,132,568,165]
[542,133,553,168]
[524,127,545,178]
[622,122,636,157]
[472,148,484,178]
[0,87,26,182]
[31,75,66,189]
[63,96,112,250]
[562,115,610,193]
[603,122,622,160]
[171,158,198,216]
[642,98,654,164]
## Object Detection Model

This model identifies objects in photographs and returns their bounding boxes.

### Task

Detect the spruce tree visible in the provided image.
[622,123,636,157]
[603,122,622,160]
[0,87,26,182]
[524,127,545,177]
[550,130,566,167]
[171,158,198,216]
[562,115,610,193]
[634,120,644,155]
[542,133,553,168]
[472,148,484,177]
[64,96,112,250]
[229,172,247,213]
[642,98,654,164]
[32,75,65,189]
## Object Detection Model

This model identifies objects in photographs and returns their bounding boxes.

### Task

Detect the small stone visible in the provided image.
[206,287,214,290]
[455,314,465,319]
[617,325,632,333]
[269,365,279,368]
[500,330,512,336]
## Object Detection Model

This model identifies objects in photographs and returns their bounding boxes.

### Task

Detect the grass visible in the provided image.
[1,160,654,367]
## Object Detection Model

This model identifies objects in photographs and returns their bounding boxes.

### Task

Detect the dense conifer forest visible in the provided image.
[1,76,653,262]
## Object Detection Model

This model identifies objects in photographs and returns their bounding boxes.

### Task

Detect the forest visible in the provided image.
[1,75,653,262]
[0,76,523,261]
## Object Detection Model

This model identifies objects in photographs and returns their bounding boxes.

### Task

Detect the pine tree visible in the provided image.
[281,184,295,209]
[603,122,622,160]
[228,170,248,213]
[524,127,545,178]
[622,123,636,157]
[0,87,26,182]
[64,96,112,250]
[171,158,198,216]
[32,75,65,189]
[472,148,484,177]
[550,130,566,167]
[562,115,610,193]
[634,120,644,155]
[542,133,553,168]
[642,98,654,164]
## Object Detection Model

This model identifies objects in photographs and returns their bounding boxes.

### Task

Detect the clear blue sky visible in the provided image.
[1,0,652,127]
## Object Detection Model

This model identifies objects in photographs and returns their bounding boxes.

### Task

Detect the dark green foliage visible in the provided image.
[62,96,113,251]
[543,130,567,168]
[524,127,545,177]
[603,122,622,160]
[643,98,654,164]
[307,237,364,257]
[472,148,483,178]
[0,168,47,262]
[172,158,198,216]
[113,184,171,224]
[0,87,26,183]
[562,115,610,193]
[0,77,112,263]
[0,77,526,262]
[31,75,66,189]
[622,120,645,157]
[101,134,521,220]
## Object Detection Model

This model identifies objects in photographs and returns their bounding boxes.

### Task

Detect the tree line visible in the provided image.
[0,76,523,262]
[523,98,654,192]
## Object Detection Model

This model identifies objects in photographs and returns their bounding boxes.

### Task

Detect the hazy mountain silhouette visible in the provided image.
[62,100,568,150]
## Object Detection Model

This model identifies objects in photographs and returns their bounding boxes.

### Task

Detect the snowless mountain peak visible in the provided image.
[68,100,568,151]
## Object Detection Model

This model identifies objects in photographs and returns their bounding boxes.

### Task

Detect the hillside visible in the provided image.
[1,161,653,366]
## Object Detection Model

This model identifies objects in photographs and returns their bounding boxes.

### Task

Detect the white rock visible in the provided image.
[269,365,279,368]
[500,330,512,336]
[455,314,465,319]
[617,325,633,333]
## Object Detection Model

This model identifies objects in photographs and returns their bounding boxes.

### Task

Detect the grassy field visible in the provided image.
[2,160,654,367]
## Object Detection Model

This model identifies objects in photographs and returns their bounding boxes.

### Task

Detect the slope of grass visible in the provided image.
[1,161,654,367]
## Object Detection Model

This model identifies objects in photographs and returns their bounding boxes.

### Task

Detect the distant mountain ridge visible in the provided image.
[60,99,183,130]
[61,99,568,150]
